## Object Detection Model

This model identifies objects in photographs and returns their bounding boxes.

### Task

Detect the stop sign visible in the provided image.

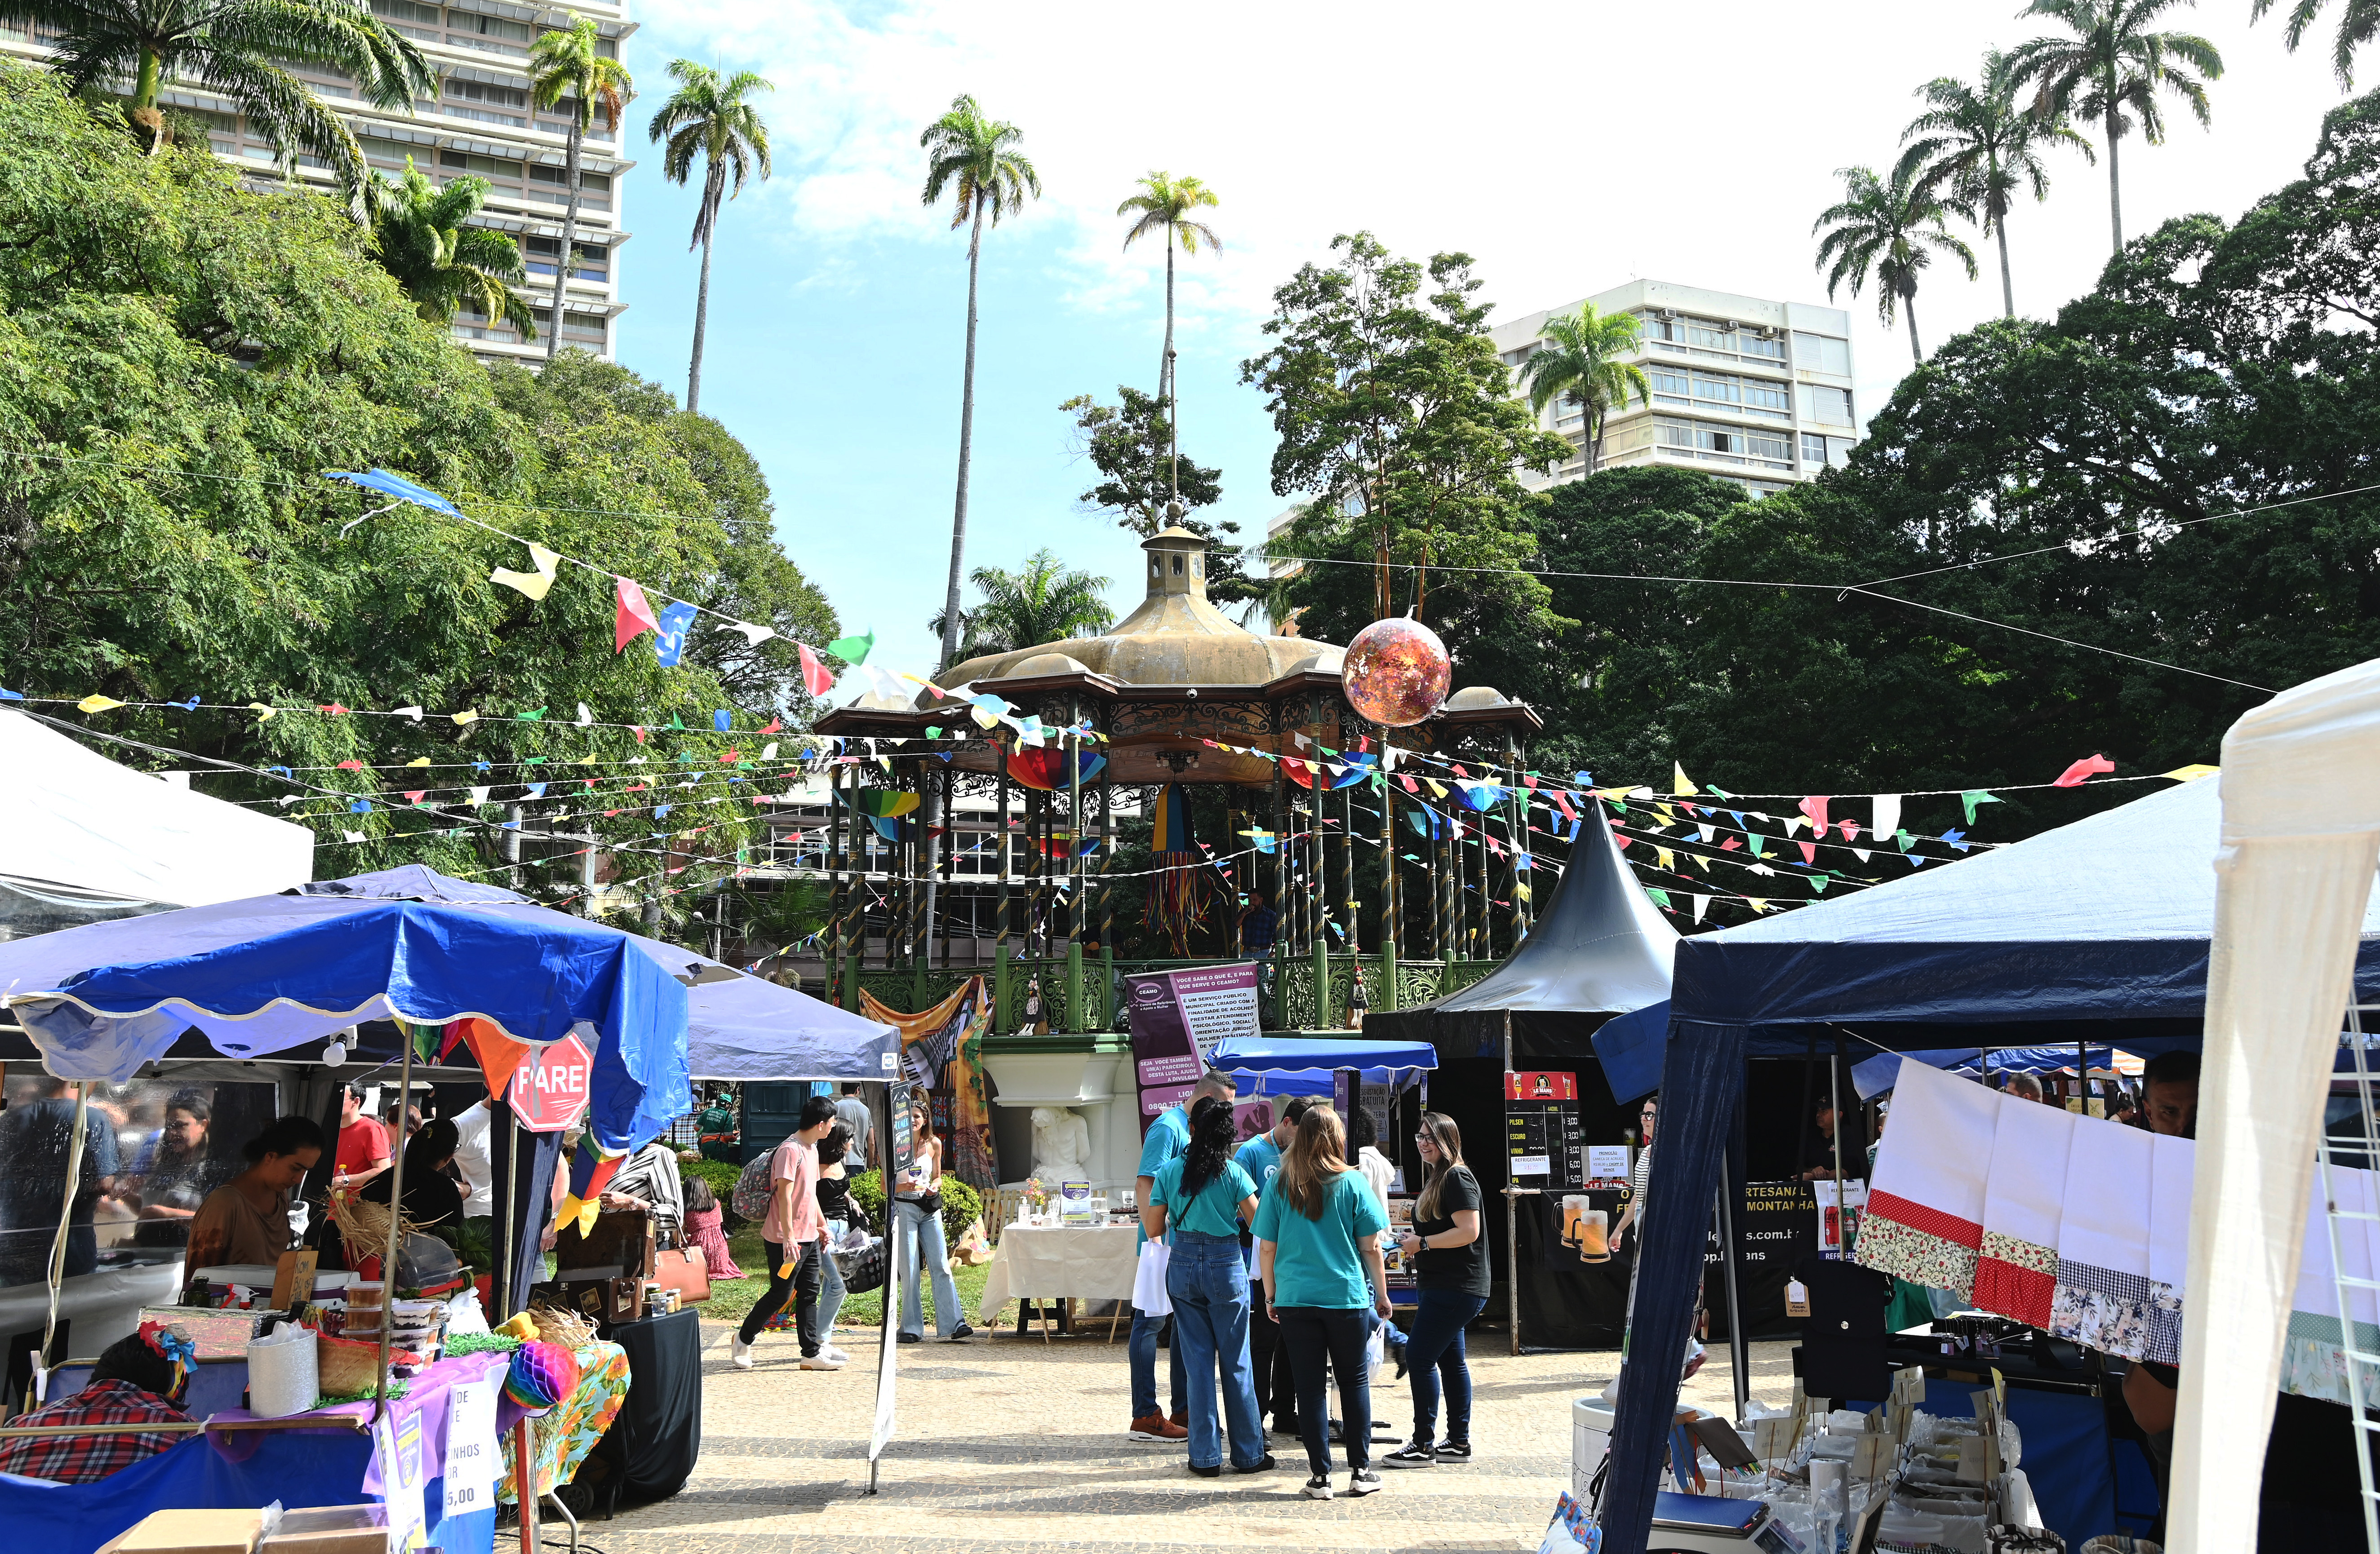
[508,1032,594,1133]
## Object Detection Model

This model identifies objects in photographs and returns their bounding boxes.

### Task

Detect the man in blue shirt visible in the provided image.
[1234,1095,1312,1437]
[1129,1070,1236,1442]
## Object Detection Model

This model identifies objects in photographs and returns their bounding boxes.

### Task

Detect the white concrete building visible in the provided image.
[1491,279,1857,498]
[0,0,633,365]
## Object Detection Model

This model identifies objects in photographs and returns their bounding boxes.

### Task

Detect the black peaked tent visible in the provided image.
[1368,801,1676,1348]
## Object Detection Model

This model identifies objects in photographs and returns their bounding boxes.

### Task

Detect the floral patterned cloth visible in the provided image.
[2048,1262,2155,1359]
[1974,1231,2058,1328]
[1854,1201,1980,1299]
[498,1340,629,1502]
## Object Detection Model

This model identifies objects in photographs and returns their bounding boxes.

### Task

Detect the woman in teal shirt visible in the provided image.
[1144,1098,1271,1476]
[1252,1104,1391,1500]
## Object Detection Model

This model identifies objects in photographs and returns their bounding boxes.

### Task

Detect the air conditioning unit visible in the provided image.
[1656,308,1678,321]
[1758,325,1780,339]
[1722,319,1740,332]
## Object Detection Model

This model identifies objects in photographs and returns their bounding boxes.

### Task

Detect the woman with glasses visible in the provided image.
[1381,1113,1486,1468]
[1613,1095,1659,1256]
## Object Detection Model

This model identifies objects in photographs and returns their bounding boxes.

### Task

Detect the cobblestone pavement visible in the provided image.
[573,1322,1798,1554]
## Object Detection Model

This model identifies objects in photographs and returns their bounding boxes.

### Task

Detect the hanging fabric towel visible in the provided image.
[2049,1117,2154,1357]
[1857,1058,2000,1299]
[2144,1133,2195,1364]
[1132,1239,1173,1317]
[1972,1099,2075,1328]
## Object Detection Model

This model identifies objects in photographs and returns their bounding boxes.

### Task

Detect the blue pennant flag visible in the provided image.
[712,709,732,733]
[653,602,700,668]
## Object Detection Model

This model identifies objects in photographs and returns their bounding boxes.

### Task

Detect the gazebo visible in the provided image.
[810,526,1543,1190]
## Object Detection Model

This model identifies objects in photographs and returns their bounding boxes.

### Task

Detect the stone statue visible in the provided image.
[1029,1105,1090,1183]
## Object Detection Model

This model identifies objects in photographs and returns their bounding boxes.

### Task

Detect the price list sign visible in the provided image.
[1505,1071,1583,1190]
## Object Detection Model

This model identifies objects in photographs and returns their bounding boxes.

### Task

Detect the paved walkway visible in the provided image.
[580,1322,1797,1554]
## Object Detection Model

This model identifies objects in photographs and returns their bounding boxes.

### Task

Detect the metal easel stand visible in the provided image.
[542,1489,579,1554]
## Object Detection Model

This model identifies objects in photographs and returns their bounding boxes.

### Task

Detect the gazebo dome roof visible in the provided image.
[1444,686,1510,710]
[1007,651,1094,678]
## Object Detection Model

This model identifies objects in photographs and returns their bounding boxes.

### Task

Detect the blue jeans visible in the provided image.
[1404,1288,1486,1443]
[1130,1297,1188,1421]
[896,1199,964,1339]
[817,1218,849,1340]
[1165,1231,1265,1470]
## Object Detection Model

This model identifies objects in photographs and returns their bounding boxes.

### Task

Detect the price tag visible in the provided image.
[443,1377,500,1516]
[1750,1416,1798,1463]
[1784,1278,1810,1318]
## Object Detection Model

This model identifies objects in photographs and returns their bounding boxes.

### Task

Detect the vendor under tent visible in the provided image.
[1366,801,1675,1353]
[0,707,313,934]
[1597,767,2380,1554]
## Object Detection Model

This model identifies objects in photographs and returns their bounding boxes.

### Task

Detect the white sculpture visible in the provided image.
[1030,1105,1090,1182]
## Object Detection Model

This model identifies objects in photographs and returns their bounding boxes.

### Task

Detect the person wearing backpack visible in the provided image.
[732,1096,840,1371]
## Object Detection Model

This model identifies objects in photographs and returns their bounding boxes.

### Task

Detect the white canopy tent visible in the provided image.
[2177,658,2380,1552]
[0,708,314,911]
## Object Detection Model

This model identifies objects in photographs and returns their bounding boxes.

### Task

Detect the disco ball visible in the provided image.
[1341,616,1452,728]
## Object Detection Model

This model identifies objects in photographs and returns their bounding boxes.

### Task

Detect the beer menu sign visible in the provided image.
[1505,1071,1584,1189]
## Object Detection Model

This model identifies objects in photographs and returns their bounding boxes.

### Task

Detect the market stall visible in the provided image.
[1594,766,2380,1554]
[1365,801,1674,1353]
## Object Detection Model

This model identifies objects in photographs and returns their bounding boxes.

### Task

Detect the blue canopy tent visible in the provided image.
[1597,776,2380,1554]
[1205,1033,1438,1097]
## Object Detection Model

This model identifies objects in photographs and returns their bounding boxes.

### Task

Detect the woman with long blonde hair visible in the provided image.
[1252,1104,1391,1500]
[1382,1111,1487,1468]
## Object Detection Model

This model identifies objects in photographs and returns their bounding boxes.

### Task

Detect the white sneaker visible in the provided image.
[729,1338,754,1370]
[826,1345,852,1364]
[800,1352,846,1371]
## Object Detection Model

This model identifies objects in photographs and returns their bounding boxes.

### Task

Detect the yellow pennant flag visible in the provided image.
[1673,762,1699,797]
[1746,897,1770,914]
[451,709,480,726]
[2162,764,2218,782]
[1515,882,1531,902]
[405,757,431,767]
[578,753,599,765]
[490,542,560,601]
[1656,847,1674,873]
[247,702,277,722]
[76,694,126,713]
[1654,803,1675,825]
[1424,779,1447,799]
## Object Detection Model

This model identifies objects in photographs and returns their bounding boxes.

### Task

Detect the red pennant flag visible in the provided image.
[2053,753,2115,787]
[614,577,659,652]
[1453,764,1471,779]
[631,725,648,744]
[720,748,741,763]
[1797,841,1816,865]
[1798,795,1831,833]
[403,789,426,804]
[757,717,782,735]
[798,643,835,698]
[1614,834,1632,849]
[1720,836,1741,852]
[604,809,620,817]
[1523,773,1539,789]
[336,759,363,770]
[1553,789,1577,822]
[317,703,349,716]
[1839,818,1861,842]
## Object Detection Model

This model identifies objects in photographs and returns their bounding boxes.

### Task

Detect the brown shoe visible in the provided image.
[1129,1413,1189,1442]
[1171,1407,1189,1428]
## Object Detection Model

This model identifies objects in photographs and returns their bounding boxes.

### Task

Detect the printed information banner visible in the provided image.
[1128,963,1262,1130]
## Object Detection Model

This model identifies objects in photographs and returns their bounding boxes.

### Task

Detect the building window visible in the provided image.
[561,310,608,346]
[1690,372,1739,403]
[1742,379,1791,415]
[1797,383,1854,425]
[1744,431,1790,463]
[1639,312,1676,342]
[1801,432,1828,465]
[1741,332,1786,361]
[525,235,607,281]
[1650,367,1692,405]
[441,149,524,182]
[453,10,533,40]
[1685,319,1736,351]
[1793,332,1852,376]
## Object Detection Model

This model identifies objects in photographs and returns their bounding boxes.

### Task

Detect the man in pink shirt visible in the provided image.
[733,1095,841,1370]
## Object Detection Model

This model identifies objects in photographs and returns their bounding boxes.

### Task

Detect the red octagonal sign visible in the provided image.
[509,1032,594,1133]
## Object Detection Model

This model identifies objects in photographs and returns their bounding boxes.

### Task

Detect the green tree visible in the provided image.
[1898,49,2095,317]
[1514,302,1650,474]
[1812,163,1979,362]
[1116,171,1221,499]
[1242,231,1572,653]
[2256,0,2380,87]
[367,159,536,338]
[0,0,431,187]
[2007,0,2223,255]
[929,550,1114,661]
[919,93,1041,674]
[0,64,834,934]
[647,60,772,416]
[1058,386,1260,611]
[528,18,631,362]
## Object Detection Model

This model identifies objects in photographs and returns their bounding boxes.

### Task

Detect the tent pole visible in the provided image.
[1717,1180,1747,1421]
[995,743,1012,1032]
[1505,1007,1520,1357]
[2078,1038,2089,1112]
[497,1104,519,1319]
[1829,1037,1847,1246]
[36,1082,92,1400]
[375,1032,416,1422]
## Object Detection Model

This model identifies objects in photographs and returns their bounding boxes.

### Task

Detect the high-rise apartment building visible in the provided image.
[0,0,634,365]
[1490,279,1857,498]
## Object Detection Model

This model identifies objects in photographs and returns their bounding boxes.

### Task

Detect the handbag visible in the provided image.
[835,1236,888,1296]
[1132,1239,1172,1316]
[651,1245,710,1305]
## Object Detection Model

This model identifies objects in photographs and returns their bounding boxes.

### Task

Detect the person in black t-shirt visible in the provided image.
[1381,1111,1488,1469]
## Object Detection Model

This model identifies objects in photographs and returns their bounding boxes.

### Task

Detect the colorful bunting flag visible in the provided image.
[653,603,699,668]
[614,577,660,651]
[2053,754,2115,787]
[799,643,835,698]
[825,631,875,665]
[1961,790,2003,824]
[2162,764,2218,783]
[1872,794,1901,841]
[491,542,560,601]
[1672,762,1698,797]
[76,695,125,713]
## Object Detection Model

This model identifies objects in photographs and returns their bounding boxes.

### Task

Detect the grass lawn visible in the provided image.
[703,1222,999,1334]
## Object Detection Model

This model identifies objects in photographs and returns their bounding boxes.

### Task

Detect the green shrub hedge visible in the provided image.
[682,1158,748,1220]
[846,1169,981,1245]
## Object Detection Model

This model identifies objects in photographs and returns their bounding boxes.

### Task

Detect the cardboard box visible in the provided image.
[258,1505,387,1554]
[98,1509,265,1554]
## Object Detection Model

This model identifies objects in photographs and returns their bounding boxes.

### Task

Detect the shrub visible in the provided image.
[682,1158,747,1222]
[846,1169,981,1244]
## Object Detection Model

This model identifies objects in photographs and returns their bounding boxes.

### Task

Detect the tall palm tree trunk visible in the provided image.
[1995,218,2015,319]
[939,199,985,672]
[688,225,715,412]
[1163,241,1178,503]
[2105,104,2124,255]
[546,118,586,360]
[133,47,160,109]
[1905,295,1924,363]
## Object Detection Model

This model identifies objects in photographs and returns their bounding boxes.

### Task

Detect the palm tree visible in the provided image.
[528,17,632,362]
[1514,304,1651,476]
[1898,52,2094,318]
[367,159,537,338]
[1812,164,1979,363]
[1117,171,1221,498]
[928,551,1113,662]
[2006,1,2223,256]
[647,60,771,415]
[2254,0,2380,88]
[0,0,431,188]
[919,93,1041,675]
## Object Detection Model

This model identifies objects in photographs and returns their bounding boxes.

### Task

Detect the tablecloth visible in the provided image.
[499,1340,629,1503]
[589,1309,700,1504]
[979,1225,1140,1313]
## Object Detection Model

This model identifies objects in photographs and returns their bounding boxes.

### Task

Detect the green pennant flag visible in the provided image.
[668,714,685,731]
[1748,834,1767,859]
[523,756,547,765]
[1646,887,1672,909]
[515,707,546,722]
[1961,790,2003,825]
[1895,828,1914,850]
[1809,873,1832,894]
[825,631,875,665]
[925,726,942,739]
[1708,785,1735,800]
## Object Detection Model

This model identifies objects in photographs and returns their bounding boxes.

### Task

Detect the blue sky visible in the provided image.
[608,0,2356,679]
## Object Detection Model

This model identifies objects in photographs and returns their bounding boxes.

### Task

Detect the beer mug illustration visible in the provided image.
[1562,1196,1610,1262]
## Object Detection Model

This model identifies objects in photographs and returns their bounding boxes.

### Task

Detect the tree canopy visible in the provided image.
[0,64,835,923]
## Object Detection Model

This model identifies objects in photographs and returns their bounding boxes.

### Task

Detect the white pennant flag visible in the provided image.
[1854,848,1871,863]
[761,742,779,760]
[1696,824,1714,843]
[577,702,594,726]
[1692,894,1710,924]
[718,620,777,646]
[342,829,368,843]
[392,705,424,723]
[468,785,490,805]
[1871,794,1902,841]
